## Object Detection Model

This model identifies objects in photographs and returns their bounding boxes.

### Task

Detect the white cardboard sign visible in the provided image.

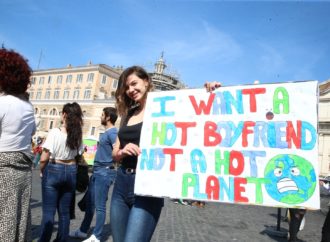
[135,81,320,209]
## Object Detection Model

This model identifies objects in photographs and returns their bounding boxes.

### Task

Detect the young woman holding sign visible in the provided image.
[111,72,221,242]
[111,66,164,242]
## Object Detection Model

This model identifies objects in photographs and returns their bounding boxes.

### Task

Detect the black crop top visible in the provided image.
[118,121,143,169]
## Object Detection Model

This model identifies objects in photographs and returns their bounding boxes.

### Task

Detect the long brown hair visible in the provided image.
[115,66,153,116]
[62,102,83,150]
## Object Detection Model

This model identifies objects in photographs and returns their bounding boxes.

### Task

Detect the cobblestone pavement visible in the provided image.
[31,169,328,242]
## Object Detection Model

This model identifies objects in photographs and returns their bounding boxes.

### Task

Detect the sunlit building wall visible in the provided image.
[28,63,122,139]
[28,56,186,140]
[319,79,330,176]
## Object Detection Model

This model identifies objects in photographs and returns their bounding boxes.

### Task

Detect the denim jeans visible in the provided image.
[80,166,116,240]
[39,163,76,242]
[110,167,164,242]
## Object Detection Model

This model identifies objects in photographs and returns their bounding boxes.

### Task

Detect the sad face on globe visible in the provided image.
[264,154,316,204]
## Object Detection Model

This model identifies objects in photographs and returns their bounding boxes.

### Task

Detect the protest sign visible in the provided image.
[135,81,320,209]
[83,137,98,165]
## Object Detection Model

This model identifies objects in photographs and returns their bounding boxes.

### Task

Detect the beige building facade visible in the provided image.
[319,80,330,176]
[28,55,186,140]
[29,63,122,139]
[29,59,329,176]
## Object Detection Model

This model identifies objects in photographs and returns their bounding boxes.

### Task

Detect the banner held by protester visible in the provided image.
[135,81,320,210]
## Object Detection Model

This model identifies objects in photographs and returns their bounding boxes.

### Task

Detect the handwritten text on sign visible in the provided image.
[135,81,319,209]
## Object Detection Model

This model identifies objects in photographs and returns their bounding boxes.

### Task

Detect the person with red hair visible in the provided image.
[0,47,36,241]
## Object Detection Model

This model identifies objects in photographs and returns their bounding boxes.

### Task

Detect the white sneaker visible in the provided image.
[83,234,100,242]
[179,199,189,206]
[69,229,87,239]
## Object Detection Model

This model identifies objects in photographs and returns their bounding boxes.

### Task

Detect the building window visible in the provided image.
[45,90,51,99]
[73,89,80,99]
[39,77,45,84]
[63,90,70,99]
[47,76,52,84]
[91,127,96,136]
[49,120,54,130]
[39,119,44,129]
[57,75,63,84]
[49,108,58,116]
[87,73,94,83]
[320,123,330,130]
[112,79,118,89]
[101,75,107,85]
[54,90,60,99]
[84,89,91,99]
[66,75,72,83]
[29,91,34,99]
[31,77,36,85]
[76,74,83,83]
[34,108,39,114]
[36,91,42,100]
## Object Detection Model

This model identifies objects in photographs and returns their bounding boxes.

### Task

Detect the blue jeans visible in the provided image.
[80,166,116,240]
[39,163,76,242]
[110,167,164,242]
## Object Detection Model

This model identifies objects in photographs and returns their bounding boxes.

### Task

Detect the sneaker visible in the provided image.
[179,199,189,206]
[83,234,100,242]
[69,229,87,239]
[172,199,179,204]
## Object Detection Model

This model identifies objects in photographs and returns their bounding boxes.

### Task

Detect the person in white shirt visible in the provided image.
[38,102,84,242]
[0,48,36,242]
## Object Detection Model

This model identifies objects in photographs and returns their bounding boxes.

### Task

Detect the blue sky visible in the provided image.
[1,0,330,88]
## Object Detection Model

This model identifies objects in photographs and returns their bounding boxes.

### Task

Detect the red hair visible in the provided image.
[0,48,32,95]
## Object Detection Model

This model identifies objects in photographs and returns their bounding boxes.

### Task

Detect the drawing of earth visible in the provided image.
[264,154,316,204]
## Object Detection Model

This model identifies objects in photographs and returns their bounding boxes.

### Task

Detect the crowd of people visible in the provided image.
[0,47,329,242]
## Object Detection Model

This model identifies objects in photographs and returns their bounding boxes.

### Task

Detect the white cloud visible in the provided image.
[77,43,133,67]
[291,50,323,81]
[148,21,242,63]
[256,41,327,82]
[258,43,285,74]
